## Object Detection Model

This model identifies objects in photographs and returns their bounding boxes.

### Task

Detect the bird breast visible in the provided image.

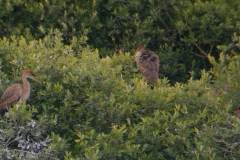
[135,53,141,68]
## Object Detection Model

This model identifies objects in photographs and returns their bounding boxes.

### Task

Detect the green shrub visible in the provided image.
[0,103,67,159]
[0,29,240,159]
[0,0,239,83]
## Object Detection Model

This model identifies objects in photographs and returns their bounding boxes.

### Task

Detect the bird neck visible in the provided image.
[136,51,143,61]
[136,51,141,56]
[136,47,145,56]
[21,74,31,102]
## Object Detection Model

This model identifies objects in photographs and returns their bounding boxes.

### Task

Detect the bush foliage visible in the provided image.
[0,0,239,83]
[0,28,240,159]
[0,0,240,159]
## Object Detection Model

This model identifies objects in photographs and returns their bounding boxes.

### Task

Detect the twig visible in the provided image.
[186,25,210,57]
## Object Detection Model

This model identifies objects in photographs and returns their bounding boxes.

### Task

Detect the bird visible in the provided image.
[114,47,125,55]
[131,45,159,87]
[234,104,240,118]
[0,70,41,115]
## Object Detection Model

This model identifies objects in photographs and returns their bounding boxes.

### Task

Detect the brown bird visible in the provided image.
[234,104,240,118]
[114,47,125,55]
[131,45,159,87]
[0,70,41,115]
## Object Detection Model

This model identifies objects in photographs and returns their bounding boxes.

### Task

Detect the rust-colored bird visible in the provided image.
[0,70,41,115]
[131,45,159,87]
[234,104,240,118]
[114,47,125,55]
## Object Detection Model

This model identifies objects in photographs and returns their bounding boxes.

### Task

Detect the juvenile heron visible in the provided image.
[0,70,41,115]
[131,45,159,87]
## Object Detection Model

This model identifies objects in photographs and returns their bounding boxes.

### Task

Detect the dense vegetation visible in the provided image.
[1,0,239,83]
[0,0,240,159]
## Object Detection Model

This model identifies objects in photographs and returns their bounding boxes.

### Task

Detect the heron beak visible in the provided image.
[131,51,137,61]
[31,76,42,85]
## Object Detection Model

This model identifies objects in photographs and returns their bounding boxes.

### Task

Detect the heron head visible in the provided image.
[24,70,42,85]
[131,45,145,61]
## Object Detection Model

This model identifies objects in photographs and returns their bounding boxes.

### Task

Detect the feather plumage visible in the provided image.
[134,45,159,83]
[0,70,41,115]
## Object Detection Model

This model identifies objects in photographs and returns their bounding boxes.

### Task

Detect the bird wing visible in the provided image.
[0,84,23,110]
[138,51,159,82]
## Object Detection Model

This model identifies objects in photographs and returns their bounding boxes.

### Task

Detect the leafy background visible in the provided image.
[0,0,240,159]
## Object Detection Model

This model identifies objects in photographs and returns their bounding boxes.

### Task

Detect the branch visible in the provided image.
[186,25,214,58]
